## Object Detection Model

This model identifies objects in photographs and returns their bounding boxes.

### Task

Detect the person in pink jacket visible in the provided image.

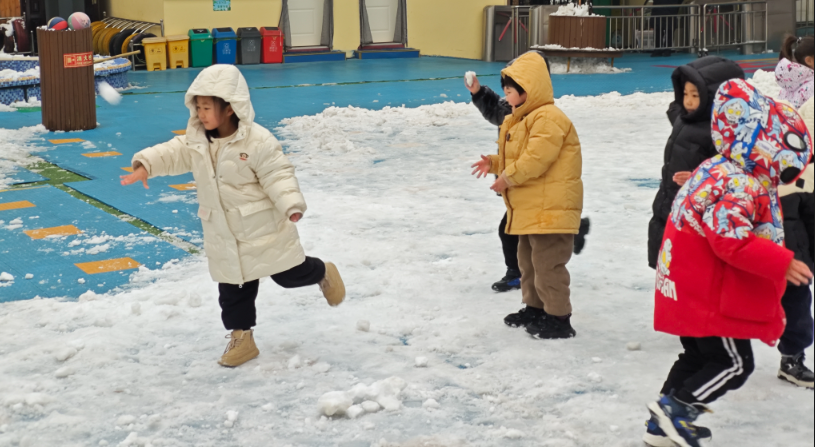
[775,35,814,109]
[645,79,813,447]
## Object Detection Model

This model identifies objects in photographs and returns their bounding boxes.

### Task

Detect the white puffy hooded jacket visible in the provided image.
[132,65,306,285]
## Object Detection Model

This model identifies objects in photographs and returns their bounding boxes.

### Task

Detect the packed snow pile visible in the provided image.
[548,57,630,74]
[551,3,599,16]
[747,69,782,100]
[0,66,39,82]
[319,377,408,418]
[0,125,48,189]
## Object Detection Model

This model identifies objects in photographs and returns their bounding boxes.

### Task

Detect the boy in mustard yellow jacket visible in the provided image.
[472,52,583,339]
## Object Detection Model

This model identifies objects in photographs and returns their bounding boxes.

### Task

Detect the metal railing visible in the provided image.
[797,0,814,33]
[700,2,767,53]
[592,4,701,52]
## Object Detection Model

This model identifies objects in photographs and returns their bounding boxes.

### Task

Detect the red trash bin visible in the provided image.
[261,27,283,64]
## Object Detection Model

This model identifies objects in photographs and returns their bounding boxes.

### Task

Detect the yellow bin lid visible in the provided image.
[143,37,168,44]
[166,35,190,42]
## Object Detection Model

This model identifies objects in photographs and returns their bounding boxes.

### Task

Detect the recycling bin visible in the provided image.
[237,27,261,65]
[189,29,213,68]
[261,27,284,64]
[213,27,237,65]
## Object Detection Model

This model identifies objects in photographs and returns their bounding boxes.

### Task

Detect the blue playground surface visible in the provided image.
[0,52,778,301]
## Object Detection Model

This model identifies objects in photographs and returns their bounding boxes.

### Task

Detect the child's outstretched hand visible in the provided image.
[120,165,149,189]
[290,213,303,223]
[673,171,692,186]
[471,155,492,179]
[786,259,813,286]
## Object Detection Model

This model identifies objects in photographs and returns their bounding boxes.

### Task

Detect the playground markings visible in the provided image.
[172,130,186,135]
[49,138,85,145]
[75,257,141,275]
[24,225,83,240]
[121,167,134,172]
[0,200,36,211]
[82,151,122,158]
[169,183,196,191]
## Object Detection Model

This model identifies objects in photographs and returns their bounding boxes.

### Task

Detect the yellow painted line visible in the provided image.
[169,183,196,191]
[172,130,186,135]
[24,225,82,240]
[75,257,141,275]
[0,200,36,211]
[49,138,86,144]
[121,167,134,172]
[82,151,122,158]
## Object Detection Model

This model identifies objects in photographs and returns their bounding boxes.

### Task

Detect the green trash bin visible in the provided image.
[189,29,213,68]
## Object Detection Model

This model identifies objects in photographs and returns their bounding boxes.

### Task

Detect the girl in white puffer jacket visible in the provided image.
[121,65,345,368]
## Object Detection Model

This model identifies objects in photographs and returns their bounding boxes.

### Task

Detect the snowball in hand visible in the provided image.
[98,81,122,105]
[465,71,477,88]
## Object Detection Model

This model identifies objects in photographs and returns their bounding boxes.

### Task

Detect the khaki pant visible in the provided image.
[518,234,573,317]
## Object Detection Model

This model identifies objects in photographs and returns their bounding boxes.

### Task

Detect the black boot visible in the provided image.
[526,315,576,339]
[504,305,546,328]
[492,269,521,292]
[573,217,590,255]
[778,353,815,389]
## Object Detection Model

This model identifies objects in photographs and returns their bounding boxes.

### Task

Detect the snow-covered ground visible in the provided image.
[0,90,812,447]
[0,125,46,189]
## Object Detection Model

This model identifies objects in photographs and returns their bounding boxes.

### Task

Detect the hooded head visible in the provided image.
[672,56,745,123]
[712,79,812,186]
[500,51,553,117]
[775,58,814,109]
[184,65,255,143]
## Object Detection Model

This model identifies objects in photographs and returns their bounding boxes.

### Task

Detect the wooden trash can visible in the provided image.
[548,16,607,50]
[37,28,97,132]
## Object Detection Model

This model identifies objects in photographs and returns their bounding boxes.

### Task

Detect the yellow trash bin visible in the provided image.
[143,37,168,72]
[166,35,190,69]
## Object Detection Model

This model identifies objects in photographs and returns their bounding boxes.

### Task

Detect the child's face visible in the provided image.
[805,56,814,70]
[683,82,701,114]
[195,96,234,131]
[503,86,528,108]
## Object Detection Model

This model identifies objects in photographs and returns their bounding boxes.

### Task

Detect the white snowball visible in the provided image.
[627,342,642,351]
[25,274,33,279]
[97,81,122,105]
[361,401,381,413]
[465,71,477,87]
[346,405,365,419]
[318,391,353,417]
[422,399,440,410]
[54,347,77,362]
[55,366,75,378]
[0,272,14,282]
[415,356,429,368]
[356,320,370,332]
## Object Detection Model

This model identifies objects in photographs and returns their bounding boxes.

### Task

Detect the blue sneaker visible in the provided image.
[647,395,711,447]
[492,270,521,292]
[643,416,713,447]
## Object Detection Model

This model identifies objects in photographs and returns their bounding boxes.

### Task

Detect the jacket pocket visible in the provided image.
[237,199,278,240]
[197,206,212,221]
[719,265,782,323]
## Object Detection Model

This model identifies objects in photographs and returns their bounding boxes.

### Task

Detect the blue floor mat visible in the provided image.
[6,167,48,185]
[0,185,191,301]
[66,177,203,245]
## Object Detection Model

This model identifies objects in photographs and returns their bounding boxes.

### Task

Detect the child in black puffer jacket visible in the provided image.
[647,56,745,269]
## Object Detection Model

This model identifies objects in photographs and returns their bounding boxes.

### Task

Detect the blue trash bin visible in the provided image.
[212,28,237,65]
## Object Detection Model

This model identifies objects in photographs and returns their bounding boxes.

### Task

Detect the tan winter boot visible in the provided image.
[218,329,260,367]
[320,262,346,306]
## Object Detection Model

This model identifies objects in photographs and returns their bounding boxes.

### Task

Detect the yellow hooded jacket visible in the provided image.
[489,52,583,235]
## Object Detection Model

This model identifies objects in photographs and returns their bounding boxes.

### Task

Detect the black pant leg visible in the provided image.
[681,337,755,404]
[661,337,706,396]
[499,212,520,273]
[219,280,260,330]
[778,283,815,356]
[271,256,327,289]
